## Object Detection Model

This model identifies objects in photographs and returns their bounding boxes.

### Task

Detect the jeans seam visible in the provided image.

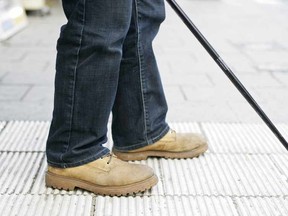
[135,0,149,143]
[61,0,86,163]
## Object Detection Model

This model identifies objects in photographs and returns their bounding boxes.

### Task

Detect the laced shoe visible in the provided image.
[45,154,158,196]
[113,129,208,161]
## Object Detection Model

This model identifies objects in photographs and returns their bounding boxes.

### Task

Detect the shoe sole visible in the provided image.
[45,171,158,196]
[114,143,208,161]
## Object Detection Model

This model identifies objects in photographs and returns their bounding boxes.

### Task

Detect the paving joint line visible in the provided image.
[20,84,34,101]
[268,154,288,182]
[0,72,9,81]
[178,85,188,101]
[90,196,97,216]
[157,158,166,194]
[198,122,209,141]
[231,197,242,216]
[27,154,45,194]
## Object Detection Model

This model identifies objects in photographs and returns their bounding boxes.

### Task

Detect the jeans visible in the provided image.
[46,0,170,168]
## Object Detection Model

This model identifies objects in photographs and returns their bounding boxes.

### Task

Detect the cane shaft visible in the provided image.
[166,0,288,151]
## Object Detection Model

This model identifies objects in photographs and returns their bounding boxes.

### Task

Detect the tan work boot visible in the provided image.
[45,154,158,196]
[113,129,208,161]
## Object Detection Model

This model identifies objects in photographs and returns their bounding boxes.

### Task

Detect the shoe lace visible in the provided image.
[170,129,176,134]
[101,153,114,165]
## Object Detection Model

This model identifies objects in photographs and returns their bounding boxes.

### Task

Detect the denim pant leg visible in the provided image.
[112,0,170,151]
[46,0,133,168]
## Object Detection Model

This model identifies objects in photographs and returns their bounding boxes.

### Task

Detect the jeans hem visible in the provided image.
[113,124,170,151]
[47,148,110,168]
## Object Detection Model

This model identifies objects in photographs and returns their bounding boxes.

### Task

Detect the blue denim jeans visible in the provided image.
[46,0,170,168]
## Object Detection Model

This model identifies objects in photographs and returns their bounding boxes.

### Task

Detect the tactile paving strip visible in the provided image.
[0,121,50,151]
[270,154,288,180]
[159,154,288,196]
[0,194,93,216]
[234,197,288,216]
[201,122,288,153]
[0,121,6,132]
[0,152,43,195]
[0,121,287,216]
[4,152,287,197]
[94,195,239,216]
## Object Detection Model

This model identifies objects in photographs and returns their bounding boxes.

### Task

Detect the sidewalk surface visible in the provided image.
[0,0,288,215]
[0,0,287,122]
[0,121,287,215]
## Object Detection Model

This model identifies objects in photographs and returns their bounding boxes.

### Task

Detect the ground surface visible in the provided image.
[0,121,287,215]
[0,0,288,215]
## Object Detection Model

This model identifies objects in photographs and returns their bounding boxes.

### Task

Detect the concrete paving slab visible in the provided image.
[162,73,213,86]
[273,72,288,86]
[166,100,238,122]
[0,47,27,61]
[255,63,288,73]
[0,61,50,74]
[0,85,31,101]
[22,86,54,102]
[0,71,8,81]
[0,101,53,120]
[181,86,261,103]
[227,100,288,123]
[245,50,288,66]
[163,85,186,103]
[2,71,55,84]
[1,0,288,122]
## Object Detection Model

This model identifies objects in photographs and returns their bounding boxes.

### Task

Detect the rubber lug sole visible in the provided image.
[114,143,208,161]
[45,171,158,196]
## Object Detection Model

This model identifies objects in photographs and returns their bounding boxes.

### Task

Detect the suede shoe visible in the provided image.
[113,129,208,161]
[45,154,158,196]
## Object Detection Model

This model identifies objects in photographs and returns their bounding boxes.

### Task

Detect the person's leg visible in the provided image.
[112,0,170,151]
[46,0,133,168]
[112,0,209,160]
